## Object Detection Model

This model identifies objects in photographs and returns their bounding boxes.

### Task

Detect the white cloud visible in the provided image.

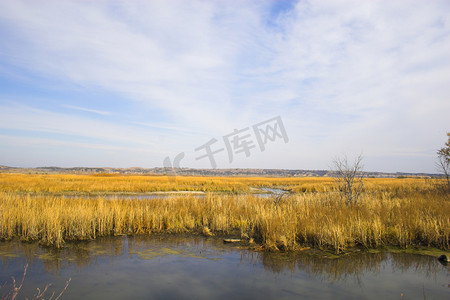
[0,0,449,172]
[62,104,111,115]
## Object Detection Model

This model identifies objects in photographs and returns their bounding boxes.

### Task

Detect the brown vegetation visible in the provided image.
[0,174,448,253]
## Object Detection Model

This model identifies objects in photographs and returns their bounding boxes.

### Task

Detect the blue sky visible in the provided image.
[0,0,449,173]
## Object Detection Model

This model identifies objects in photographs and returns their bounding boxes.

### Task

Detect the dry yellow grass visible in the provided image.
[0,173,251,193]
[0,173,440,194]
[0,173,448,253]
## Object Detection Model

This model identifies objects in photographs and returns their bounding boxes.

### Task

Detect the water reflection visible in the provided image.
[0,236,446,280]
[63,193,207,200]
[255,251,442,282]
[61,190,280,200]
[0,236,448,300]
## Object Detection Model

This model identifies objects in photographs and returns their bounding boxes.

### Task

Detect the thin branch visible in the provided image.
[32,284,51,300]
[0,265,70,300]
[52,278,71,300]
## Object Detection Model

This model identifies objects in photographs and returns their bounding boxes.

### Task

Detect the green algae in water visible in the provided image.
[367,247,450,258]
[36,252,58,260]
[130,246,221,261]
[0,253,20,258]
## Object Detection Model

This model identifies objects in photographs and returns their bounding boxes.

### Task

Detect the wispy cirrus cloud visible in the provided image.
[62,104,111,116]
[0,0,449,172]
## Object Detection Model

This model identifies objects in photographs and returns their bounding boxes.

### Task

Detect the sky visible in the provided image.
[0,0,449,173]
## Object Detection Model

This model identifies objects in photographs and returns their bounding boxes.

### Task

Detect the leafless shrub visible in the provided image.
[332,154,365,205]
[436,155,450,193]
[436,132,450,192]
[0,265,70,300]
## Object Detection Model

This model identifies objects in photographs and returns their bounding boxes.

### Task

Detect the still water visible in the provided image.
[61,187,288,200]
[0,236,448,300]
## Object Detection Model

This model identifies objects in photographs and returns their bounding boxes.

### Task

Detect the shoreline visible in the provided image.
[2,234,449,261]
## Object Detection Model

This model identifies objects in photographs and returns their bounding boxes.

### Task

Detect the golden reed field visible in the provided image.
[0,173,449,253]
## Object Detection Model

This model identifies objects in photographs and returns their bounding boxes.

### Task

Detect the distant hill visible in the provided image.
[0,165,442,178]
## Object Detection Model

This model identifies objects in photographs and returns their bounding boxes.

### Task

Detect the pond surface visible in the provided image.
[0,236,448,300]
[62,188,285,200]
[63,192,207,200]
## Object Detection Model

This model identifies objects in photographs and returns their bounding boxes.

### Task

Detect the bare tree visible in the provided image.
[332,154,365,205]
[436,132,450,192]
